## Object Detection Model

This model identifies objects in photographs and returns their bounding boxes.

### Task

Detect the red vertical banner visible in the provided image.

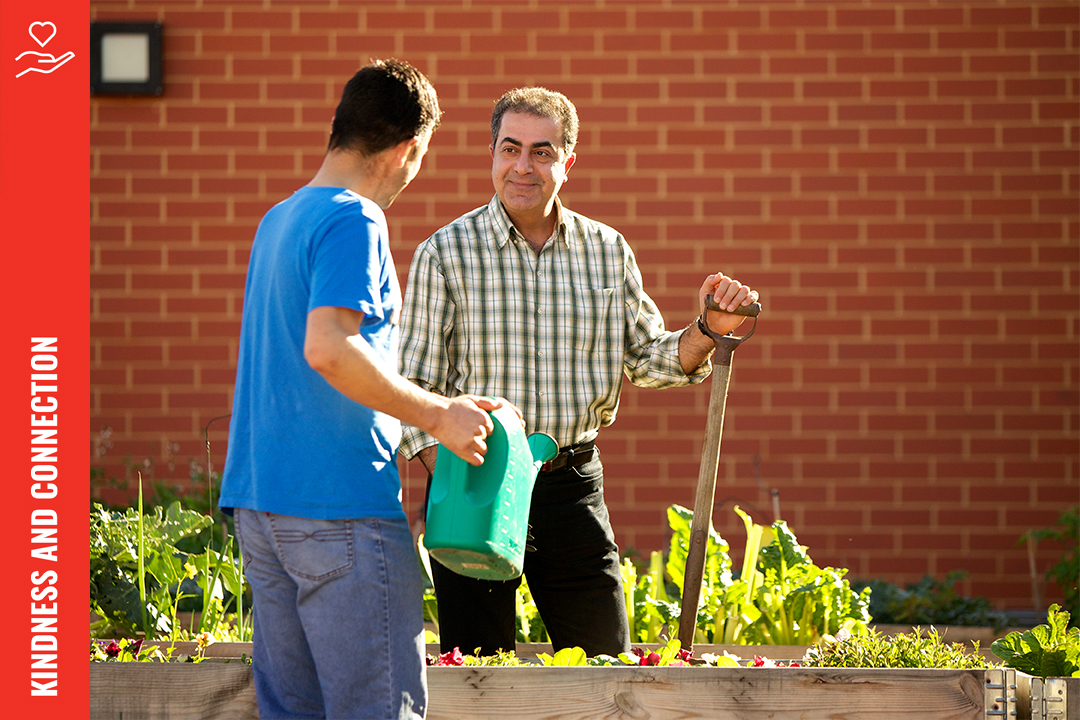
[1,1,90,717]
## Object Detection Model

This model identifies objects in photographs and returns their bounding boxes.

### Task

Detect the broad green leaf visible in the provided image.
[545,646,587,666]
[1041,650,1071,679]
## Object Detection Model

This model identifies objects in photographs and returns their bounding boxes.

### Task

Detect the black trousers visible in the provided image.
[427,451,631,658]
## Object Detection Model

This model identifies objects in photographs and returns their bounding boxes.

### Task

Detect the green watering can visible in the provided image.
[423,405,558,581]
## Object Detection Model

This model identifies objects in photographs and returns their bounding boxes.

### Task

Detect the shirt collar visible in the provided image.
[488,194,569,250]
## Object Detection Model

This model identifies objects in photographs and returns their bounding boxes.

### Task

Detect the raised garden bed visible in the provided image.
[90,651,1077,720]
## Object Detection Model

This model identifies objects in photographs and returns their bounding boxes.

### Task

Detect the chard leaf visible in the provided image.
[759,521,810,581]
[1041,651,1071,679]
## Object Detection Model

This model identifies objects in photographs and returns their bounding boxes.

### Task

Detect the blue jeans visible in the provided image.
[235,509,427,720]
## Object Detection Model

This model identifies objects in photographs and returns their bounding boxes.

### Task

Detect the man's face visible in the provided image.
[490,112,575,221]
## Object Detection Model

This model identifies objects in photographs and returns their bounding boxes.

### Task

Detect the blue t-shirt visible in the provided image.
[219,187,405,520]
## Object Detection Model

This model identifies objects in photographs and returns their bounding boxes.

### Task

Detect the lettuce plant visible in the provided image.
[991,604,1080,678]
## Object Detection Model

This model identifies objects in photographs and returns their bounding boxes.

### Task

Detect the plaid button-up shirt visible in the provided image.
[398,195,710,458]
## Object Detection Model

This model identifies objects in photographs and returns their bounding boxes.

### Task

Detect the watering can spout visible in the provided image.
[527,432,559,467]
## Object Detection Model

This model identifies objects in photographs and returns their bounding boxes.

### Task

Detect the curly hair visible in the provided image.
[328,58,441,156]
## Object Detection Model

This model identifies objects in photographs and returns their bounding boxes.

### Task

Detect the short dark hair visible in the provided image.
[490,87,579,157]
[328,59,441,156]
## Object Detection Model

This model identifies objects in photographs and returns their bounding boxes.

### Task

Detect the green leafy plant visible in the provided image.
[516,574,548,643]
[537,646,589,666]
[622,550,680,644]
[422,504,868,649]
[90,477,250,641]
[991,604,1080,679]
[853,571,1010,631]
[802,627,991,670]
[743,514,870,645]
[664,505,870,645]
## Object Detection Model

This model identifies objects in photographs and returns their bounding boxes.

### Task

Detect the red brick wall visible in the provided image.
[90,1,1078,609]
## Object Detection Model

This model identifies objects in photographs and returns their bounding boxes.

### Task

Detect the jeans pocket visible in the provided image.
[268,515,355,581]
[571,448,603,483]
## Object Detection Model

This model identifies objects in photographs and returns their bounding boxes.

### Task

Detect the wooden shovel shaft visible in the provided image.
[676,296,760,651]
[677,361,733,649]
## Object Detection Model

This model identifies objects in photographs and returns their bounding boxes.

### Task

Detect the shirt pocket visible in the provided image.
[568,287,617,355]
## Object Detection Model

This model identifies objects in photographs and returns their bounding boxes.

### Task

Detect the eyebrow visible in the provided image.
[499,136,556,151]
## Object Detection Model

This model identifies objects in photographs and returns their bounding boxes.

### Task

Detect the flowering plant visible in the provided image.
[426,647,526,667]
[617,638,693,667]
[90,637,167,663]
[90,631,219,664]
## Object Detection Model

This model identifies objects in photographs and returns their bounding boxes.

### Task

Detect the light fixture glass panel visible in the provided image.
[101,33,150,83]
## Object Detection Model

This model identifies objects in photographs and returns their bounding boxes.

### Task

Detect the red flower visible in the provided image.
[677,648,693,663]
[643,651,661,666]
[105,641,121,658]
[437,647,464,666]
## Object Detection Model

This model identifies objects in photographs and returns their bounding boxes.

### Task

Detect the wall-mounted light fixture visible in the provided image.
[90,21,163,96]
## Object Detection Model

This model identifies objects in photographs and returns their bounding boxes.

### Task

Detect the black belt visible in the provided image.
[539,441,596,473]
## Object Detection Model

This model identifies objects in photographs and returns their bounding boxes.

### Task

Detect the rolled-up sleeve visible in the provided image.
[622,244,711,388]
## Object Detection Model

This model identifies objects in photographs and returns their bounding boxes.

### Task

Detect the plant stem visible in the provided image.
[137,472,148,636]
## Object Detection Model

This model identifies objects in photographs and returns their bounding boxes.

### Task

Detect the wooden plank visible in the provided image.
[426,666,989,720]
[91,663,1015,720]
[90,663,258,720]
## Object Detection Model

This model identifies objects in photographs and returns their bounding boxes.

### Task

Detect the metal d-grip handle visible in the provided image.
[701,296,761,364]
[705,297,761,317]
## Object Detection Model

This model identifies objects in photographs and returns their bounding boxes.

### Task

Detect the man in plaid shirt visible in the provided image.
[399,87,759,658]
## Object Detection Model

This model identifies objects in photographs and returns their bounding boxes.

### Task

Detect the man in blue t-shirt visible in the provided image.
[220,60,511,720]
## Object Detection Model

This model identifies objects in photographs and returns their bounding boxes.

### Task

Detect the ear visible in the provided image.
[392,136,421,168]
[563,152,576,173]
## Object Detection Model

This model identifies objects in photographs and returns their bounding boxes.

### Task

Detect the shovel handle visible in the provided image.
[705,296,761,317]
[678,297,761,650]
